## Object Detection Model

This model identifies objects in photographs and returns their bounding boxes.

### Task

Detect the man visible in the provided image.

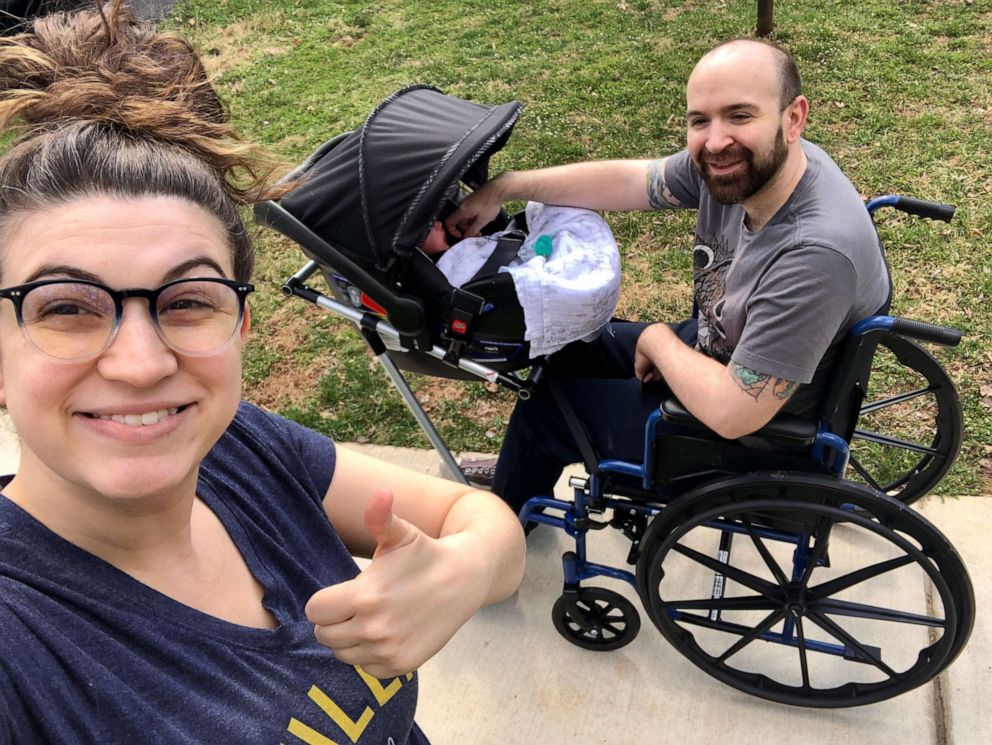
[447,39,890,514]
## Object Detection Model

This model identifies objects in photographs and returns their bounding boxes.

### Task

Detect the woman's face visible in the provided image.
[0,195,248,506]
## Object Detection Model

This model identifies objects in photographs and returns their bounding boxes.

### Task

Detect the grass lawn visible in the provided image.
[169,0,991,494]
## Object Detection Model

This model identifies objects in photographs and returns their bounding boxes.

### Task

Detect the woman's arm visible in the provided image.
[305,447,526,677]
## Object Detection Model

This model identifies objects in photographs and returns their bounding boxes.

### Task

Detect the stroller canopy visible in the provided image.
[281,85,523,275]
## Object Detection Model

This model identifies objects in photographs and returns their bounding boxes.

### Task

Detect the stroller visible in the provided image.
[257,84,593,480]
[255,86,974,708]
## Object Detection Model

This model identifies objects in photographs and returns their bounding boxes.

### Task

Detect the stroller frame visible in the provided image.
[281,257,537,484]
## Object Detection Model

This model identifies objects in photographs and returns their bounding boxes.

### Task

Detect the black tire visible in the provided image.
[848,334,962,504]
[552,587,641,652]
[636,474,974,707]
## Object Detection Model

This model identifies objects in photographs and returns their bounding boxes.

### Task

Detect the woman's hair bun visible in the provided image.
[0,0,283,204]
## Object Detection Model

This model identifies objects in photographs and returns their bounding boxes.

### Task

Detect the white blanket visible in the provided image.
[436,202,621,358]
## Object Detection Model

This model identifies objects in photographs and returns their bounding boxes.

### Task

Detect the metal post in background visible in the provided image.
[757,0,774,37]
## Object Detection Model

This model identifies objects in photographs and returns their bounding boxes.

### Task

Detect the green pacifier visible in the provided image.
[534,234,553,258]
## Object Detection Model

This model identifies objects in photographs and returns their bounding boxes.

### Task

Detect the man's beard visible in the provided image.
[696,127,789,205]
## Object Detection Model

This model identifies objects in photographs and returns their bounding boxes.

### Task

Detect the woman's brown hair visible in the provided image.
[0,0,286,281]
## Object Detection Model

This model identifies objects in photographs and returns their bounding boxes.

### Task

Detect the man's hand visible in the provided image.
[634,322,670,384]
[305,489,484,678]
[445,179,505,238]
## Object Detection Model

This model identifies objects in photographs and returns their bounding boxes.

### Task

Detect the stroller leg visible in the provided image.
[377,353,470,485]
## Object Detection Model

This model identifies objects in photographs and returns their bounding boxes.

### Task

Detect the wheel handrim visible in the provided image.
[849,334,962,503]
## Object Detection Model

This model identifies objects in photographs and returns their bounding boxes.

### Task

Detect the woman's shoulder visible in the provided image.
[200,401,337,513]
[213,402,334,468]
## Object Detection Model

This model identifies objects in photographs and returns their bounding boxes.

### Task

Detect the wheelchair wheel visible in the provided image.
[552,587,641,651]
[848,334,962,504]
[636,474,974,707]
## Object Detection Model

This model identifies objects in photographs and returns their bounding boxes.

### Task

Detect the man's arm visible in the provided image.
[446,157,681,238]
[634,323,796,439]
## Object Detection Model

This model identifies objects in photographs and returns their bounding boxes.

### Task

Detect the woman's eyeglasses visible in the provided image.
[0,278,253,362]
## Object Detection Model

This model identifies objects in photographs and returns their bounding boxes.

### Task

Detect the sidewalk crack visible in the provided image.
[927,577,950,745]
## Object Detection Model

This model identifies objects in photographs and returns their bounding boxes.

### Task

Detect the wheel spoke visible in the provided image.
[808,555,915,600]
[853,428,939,456]
[795,616,811,690]
[860,385,935,415]
[742,516,791,590]
[847,454,885,492]
[716,609,787,663]
[673,543,779,598]
[817,598,946,628]
[807,610,899,678]
[798,516,835,589]
[659,594,778,612]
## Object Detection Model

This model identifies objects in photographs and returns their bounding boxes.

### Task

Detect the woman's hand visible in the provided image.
[306,489,501,678]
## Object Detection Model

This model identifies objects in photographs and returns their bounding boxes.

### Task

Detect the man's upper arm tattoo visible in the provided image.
[646,158,681,210]
[731,363,798,401]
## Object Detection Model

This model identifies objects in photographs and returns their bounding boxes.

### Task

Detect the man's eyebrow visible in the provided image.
[21,257,228,286]
[686,102,761,118]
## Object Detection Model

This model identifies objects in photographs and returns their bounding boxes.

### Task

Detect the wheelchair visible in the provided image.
[522,301,973,708]
[255,87,973,708]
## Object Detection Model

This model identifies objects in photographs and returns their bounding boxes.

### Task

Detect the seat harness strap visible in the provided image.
[469,230,525,283]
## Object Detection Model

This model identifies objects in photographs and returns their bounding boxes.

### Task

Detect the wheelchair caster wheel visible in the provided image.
[552,587,640,651]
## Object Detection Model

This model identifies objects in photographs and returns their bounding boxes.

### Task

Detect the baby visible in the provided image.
[420,202,621,357]
[421,220,452,255]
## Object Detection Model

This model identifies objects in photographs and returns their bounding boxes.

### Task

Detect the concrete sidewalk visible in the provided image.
[0,419,986,744]
[344,443,990,745]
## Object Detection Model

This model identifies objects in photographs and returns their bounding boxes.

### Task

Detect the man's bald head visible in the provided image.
[696,39,802,111]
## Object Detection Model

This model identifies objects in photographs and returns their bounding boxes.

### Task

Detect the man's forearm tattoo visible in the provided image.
[646,158,681,209]
[731,363,798,401]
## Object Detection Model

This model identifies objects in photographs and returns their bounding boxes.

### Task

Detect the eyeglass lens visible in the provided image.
[18,280,244,359]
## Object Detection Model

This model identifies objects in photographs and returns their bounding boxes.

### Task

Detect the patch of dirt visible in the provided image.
[193,16,290,79]
[415,377,515,432]
[243,305,340,409]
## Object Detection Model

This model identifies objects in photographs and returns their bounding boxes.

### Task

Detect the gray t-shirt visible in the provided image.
[662,140,890,414]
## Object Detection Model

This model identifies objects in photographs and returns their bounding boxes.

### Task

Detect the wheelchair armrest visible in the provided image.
[660,398,818,447]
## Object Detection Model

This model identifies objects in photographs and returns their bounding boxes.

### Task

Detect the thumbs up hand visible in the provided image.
[305,489,485,678]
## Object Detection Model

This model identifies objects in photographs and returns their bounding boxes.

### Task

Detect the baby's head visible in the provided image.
[421,220,450,255]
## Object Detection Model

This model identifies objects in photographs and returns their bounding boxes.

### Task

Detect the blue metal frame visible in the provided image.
[520,310,898,653]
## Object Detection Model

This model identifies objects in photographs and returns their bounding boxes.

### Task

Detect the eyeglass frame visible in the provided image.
[0,277,254,361]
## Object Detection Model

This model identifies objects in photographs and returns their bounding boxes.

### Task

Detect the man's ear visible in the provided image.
[785,95,809,143]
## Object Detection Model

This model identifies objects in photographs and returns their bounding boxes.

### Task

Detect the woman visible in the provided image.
[0,3,524,743]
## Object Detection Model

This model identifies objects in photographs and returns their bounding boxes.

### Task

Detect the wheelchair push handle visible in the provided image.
[855,316,961,347]
[891,317,962,347]
[867,195,955,222]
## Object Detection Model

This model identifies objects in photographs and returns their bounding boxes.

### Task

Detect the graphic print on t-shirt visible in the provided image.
[285,666,416,744]
[693,233,735,363]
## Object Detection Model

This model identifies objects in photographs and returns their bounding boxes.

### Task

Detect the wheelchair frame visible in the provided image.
[269,195,973,707]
